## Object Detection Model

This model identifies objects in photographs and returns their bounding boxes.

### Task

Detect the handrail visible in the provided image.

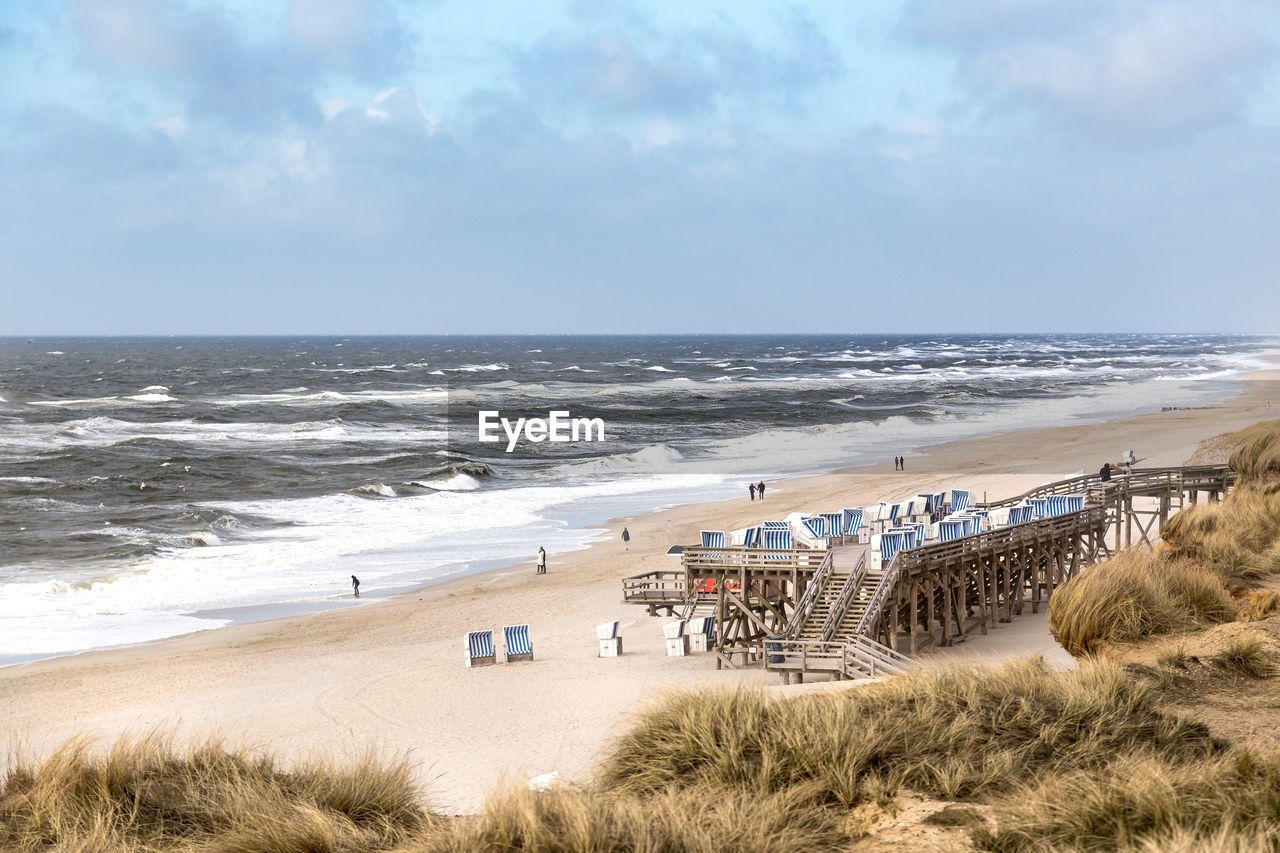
[783,548,835,639]
[765,635,917,679]
[844,635,917,676]
[854,551,902,638]
[977,464,1233,509]
[820,550,867,642]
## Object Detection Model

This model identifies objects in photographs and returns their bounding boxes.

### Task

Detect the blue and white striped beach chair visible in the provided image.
[1028,498,1049,519]
[761,526,792,556]
[762,520,789,530]
[465,630,496,667]
[939,519,967,542]
[820,512,844,540]
[950,489,972,512]
[880,531,910,562]
[742,526,762,547]
[701,530,727,548]
[842,508,864,541]
[503,624,534,663]
[801,516,826,540]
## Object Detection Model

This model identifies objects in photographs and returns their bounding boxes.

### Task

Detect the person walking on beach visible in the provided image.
[351,575,360,597]
[894,456,899,471]
[749,482,756,501]
[536,546,547,574]
[900,455,906,471]
[757,480,766,500]
[621,527,630,551]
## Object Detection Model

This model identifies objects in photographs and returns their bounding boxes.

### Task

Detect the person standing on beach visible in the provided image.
[622,527,630,551]
[900,455,906,471]
[536,546,547,574]
[749,483,756,500]
[894,456,899,471]
[351,575,360,597]
[757,480,766,500]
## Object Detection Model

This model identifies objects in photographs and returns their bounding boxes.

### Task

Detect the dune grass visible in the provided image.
[597,658,1223,806]
[5,659,1279,852]
[0,734,427,852]
[1048,551,1236,655]
[1049,420,1280,655]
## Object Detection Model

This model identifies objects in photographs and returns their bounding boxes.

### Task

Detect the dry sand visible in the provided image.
[3,373,1278,812]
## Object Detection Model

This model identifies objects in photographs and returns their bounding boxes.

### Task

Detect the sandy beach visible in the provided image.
[4,373,1278,813]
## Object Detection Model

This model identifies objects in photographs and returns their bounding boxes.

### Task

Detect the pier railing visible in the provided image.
[820,550,867,642]
[783,548,835,639]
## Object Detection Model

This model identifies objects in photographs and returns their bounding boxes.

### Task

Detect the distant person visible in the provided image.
[1099,462,1112,482]
[749,483,757,501]
[900,455,906,471]
[536,546,547,575]
[351,575,360,597]
[894,456,900,471]
[621,527,630,551]
[757,480,766,500]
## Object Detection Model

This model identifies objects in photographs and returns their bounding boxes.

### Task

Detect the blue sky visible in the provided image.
[2,0,1279,334]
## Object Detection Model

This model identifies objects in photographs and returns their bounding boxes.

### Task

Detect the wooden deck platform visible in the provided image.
[622,464,1237,681]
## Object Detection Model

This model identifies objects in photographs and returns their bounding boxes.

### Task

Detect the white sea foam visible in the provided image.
[0,474,730,658]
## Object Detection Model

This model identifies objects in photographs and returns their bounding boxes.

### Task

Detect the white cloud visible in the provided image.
[901,0,1280,138]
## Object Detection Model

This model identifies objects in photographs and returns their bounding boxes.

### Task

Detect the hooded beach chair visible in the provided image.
[949,489,972,512]
[597,620,622,657]
[503,624,533,663]
[464,630,496,667]
[841,508,865,542]
[686,616,716,652]
[938,519,967,542]
[880,531,910,562]
[761,526,792,557]
[663,619,689,656]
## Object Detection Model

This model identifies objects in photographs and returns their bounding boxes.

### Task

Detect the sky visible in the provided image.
[2,0,1279,335]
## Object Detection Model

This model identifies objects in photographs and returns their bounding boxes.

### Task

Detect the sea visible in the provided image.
[1,334,1275,664]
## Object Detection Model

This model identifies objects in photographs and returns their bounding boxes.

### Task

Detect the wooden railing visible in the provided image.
[820,550,867,642]
[765,634,917,679]
[783,549,835,639]
[681,545,830,574]
[978,464,1233,510]
[621,569,689,604]
[854,551,902,637]
[895,506,1109,575]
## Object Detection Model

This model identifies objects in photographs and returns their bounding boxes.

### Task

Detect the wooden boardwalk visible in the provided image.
[622,464,1236,681]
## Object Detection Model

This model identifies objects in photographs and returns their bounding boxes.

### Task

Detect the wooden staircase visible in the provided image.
[774,544,918,681]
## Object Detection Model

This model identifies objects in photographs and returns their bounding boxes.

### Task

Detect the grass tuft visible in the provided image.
[0,735,426,852]
[1209,636,1273,679]
[1049,551,1235,655]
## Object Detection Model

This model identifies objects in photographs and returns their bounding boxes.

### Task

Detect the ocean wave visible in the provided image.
[209,387,446,407]
[353,483,398,497]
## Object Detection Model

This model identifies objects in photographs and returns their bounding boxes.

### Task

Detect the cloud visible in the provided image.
[63,0,407,130]
[513,11,842,119]
[900,0,1280,138]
